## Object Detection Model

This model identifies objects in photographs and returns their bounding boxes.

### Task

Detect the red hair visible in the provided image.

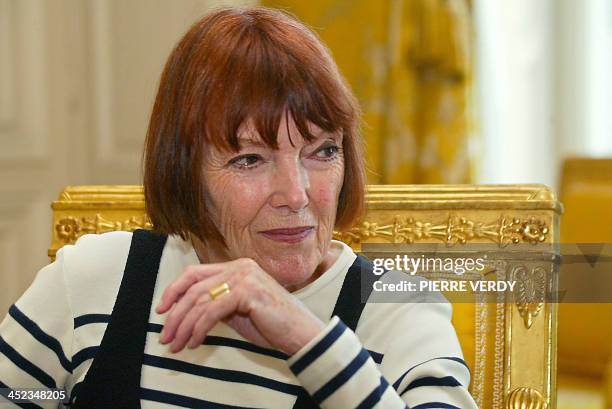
[143,7,365,243]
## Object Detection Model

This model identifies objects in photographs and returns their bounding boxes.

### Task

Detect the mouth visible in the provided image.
[258,226,314,244]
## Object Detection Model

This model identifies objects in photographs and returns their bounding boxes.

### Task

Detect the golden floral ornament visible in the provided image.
[56,217,81,241]
[506,387,548,409]
[333,214,549,246]
[54,213,153,245]
[514,266,546,329]
[358,221,381,239]
[508,217,549,244]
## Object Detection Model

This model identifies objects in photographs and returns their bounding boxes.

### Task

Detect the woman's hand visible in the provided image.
[155,258,325,355]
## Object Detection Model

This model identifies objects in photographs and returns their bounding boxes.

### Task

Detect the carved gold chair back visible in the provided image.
[50,184,561,409]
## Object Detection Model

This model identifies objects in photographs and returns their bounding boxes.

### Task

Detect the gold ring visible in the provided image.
[209,282,230,300]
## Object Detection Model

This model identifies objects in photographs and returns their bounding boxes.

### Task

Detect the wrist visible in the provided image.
[286,316,339,358]
[285,317,326,355]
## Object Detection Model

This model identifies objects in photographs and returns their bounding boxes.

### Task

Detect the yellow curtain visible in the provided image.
[263,0,474,184]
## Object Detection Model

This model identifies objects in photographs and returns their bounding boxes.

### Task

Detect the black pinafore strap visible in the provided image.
[73,229,167,409]
[330,255,378,331]
[73,230,377,409]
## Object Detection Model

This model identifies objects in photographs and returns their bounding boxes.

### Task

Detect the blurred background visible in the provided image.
[1,0,611,407]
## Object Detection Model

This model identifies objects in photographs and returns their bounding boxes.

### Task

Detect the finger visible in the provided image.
[161,272,234,344]
[156,264,225,313]
[170,297,209,353]
[159,282,204,344]
[188,288,240,349]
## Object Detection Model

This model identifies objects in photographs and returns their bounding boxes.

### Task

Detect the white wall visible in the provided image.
[474,0,612,188]
[0,0,255,314]
[474,0,556,187]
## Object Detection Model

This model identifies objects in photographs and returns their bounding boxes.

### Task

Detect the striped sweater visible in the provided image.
[0,232,477,408]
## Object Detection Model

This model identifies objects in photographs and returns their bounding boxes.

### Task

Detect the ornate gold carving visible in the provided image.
[54,214,152,245]
[333,215,549,246]
[55,217,81,242]
[514,266,546,329]
[493,268,508,409]
[511,218,549,244]
[506,387,548,409]
[59,191,72,201]
[472,300,487,408]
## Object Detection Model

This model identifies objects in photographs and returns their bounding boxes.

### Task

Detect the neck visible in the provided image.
[190,234,228,264]
[189,234,343,292]
[283,245,341,292]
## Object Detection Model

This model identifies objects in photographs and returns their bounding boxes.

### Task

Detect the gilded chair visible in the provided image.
[49,184,561,409]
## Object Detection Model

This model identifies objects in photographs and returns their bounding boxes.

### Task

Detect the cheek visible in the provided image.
[209,175,269,231]
[316,187,335,208]
[312,167,344,218]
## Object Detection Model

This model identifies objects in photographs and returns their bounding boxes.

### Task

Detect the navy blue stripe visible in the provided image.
[140,387,262,408]
[77,317,291,361]
[148,323,163,332]
[312,347,371,403]
[355,376,391,409]
[71,346,99,371]
[368,349,384,364]
[0,336,56,388]
[0,380,43,409]
[143,354,302,396]
[71,350,302,398]
[9,305,72,373]
[78,315,384,365]
[399,376,462,395]
[392,357,469,390]
[148,323,290,360]
[204,335,289,360]
[290,319,346,375]
[73,314,110,329]
[412,403,461,409]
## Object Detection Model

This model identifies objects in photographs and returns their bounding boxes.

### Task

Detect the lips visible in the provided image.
[258,226,314,243]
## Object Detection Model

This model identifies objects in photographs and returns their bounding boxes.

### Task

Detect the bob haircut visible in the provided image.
[144,7,365,244]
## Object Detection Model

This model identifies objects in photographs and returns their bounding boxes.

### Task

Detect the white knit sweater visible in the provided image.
[0,232,477,408]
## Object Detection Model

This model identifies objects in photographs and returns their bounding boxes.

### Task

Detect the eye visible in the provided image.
[228,154,262,169]
[313,143,340,161]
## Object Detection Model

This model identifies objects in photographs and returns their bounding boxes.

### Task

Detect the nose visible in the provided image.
[270,158,309,212]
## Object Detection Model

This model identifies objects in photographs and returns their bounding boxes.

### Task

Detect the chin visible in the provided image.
[259,253,318,288]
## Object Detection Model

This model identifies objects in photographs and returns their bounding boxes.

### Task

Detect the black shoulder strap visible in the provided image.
[331,254,378,331]
[293,254,379,408]
[73,229,167,409]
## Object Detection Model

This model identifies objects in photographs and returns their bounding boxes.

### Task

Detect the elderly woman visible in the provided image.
[0,7,477,409]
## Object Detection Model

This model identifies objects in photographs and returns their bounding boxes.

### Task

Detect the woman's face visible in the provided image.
[201,114,345,290]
